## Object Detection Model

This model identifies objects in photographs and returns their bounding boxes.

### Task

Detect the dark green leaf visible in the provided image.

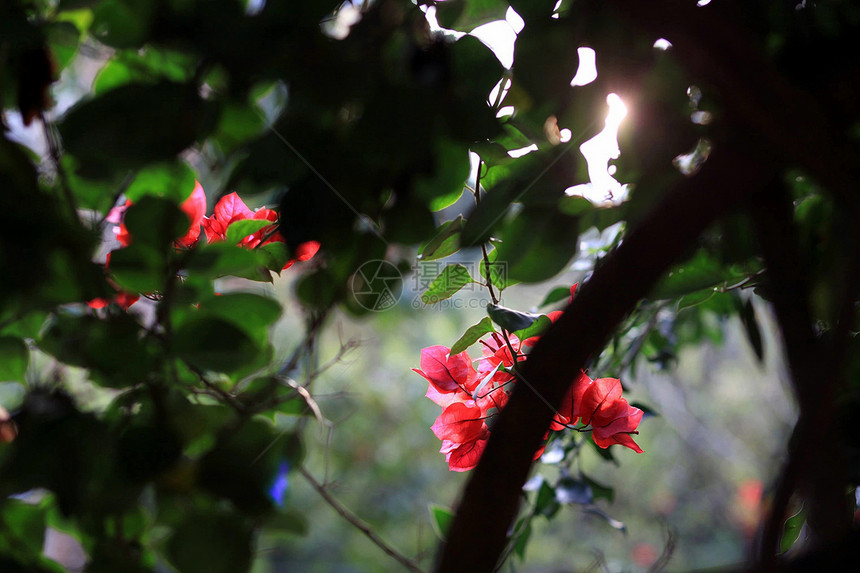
[512,314,552,341]
[460,180,520,247]
[650,251,750,300]
[539,286,572,308]
[123,195,189,249]
[535,480,560,518]
[780,505,806,554]
[194,292,282,347]
[581,472,614,503]
[678,288,716,311]
[91,0,155,49]
[265,509,308,536]
[429,504,455,541]
[422,264,473,304]
[185,243,269,281]
[39,313,154,388]
[166,511,252,573]
[106,243,165,293]
[418,216,464,262]
[0,337,29,382]
[492,206,580,283]
[414,140,470,211]
[738,297,765,362]
[555,475,593,505]
[59,82,217,177]
[450,317,496,355]
[479,248,519,290]
[487,303,539,332]
[512,521,532,560]
[173,317,261,374]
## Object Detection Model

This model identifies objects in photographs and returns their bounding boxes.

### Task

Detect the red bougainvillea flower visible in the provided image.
[431,401,487,444]
[176,180,207,248]
[413,345,478,397]
[550,370,591,431]
[416,288,643,472]
[201,191,254,243]
[577,376,644,453]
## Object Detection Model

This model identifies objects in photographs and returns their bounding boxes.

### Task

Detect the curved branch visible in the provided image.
[435,148,774,572]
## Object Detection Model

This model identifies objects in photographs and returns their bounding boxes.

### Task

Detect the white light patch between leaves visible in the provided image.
[570,47,598,87]
[567,93,629,205]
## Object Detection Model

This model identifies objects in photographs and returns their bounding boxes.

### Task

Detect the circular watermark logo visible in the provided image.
[351,260,403,312]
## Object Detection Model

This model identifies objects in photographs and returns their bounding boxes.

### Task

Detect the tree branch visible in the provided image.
[300,466,426,573]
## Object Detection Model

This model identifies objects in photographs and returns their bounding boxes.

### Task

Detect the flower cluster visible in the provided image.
[415,292,643,471]
[89,181,319,309]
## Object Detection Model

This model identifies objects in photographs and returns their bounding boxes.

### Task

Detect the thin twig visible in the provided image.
[300,467,426,573]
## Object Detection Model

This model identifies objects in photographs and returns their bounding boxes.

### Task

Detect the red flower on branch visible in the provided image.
[416,287,643,471]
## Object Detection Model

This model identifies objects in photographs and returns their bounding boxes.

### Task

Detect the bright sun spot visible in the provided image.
[570,47,597,87]
[567,93,629,205]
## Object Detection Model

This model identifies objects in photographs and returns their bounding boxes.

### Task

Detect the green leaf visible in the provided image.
[194,293,281,347]
[487,304,539,332]
[418,216,464,262]
[0,336,29,382]
[460,180,520,247]
[123,195,189,249]
[185,243,269,281]
[59,81,217,177]
[581,472,615,503]
[534,480,560,518]
[225,219,271,245]
[434,0,466,28]
[107,243,165,293]
[677,288,716,311]
[512,314,551,341]
[650,251,749,301]
[173,316,261,374]
[0,499,47,558]
[555,475,593,505]
[738,297,765,362]
[414,140,471,211]
[479,248,519,290]
[38,313,154,388]
[512,521,532,560]
[258,242,292,272]
[491,206,580,283]
[197,418,294,513]
[124,161,197,203]
[45,21,81,71]
[779,504,806,554]
[539,285,572,308]
[210,101,267,154]
[421,264,473,304]
[91,0,155,49]
[265,509,309,536]
[166,511,252,573]
[450,317,496,355]
[428,504,455,541]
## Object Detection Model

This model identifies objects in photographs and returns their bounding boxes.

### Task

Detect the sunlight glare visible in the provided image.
[506,7,525,34]
[570,47,598,87]
[471,20,518,69]
[566,93,629,205]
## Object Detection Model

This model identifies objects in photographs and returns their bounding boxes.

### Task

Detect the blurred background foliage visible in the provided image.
[2,0,859,571]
